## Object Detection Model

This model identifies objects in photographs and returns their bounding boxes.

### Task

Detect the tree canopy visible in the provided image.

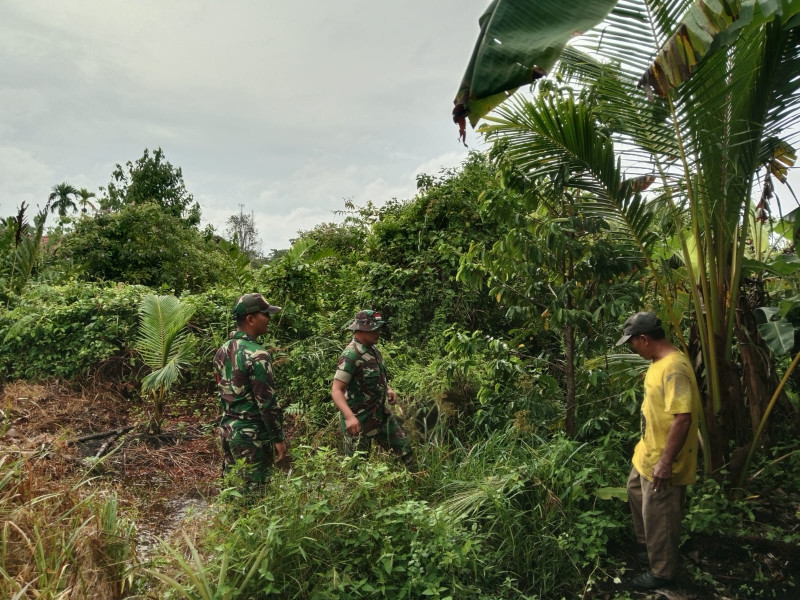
[100,147,201,225]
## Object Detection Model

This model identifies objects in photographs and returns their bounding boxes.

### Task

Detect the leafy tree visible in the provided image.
[51,202,231,293]
[76,188,97,213]
[361,153,513,344]
[458,156,645,435]
[101,148,201,225]
[225,206,262,261]
[135,294,196,433]
[47,182,79,217]
[258,237,338,340]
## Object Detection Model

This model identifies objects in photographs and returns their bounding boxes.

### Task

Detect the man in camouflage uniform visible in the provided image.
[214,293,287,483]
[331,309,413,466]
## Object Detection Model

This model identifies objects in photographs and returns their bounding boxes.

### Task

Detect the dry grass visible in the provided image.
[3,380,131,440]
[0,446,134,599]
[1,380,221,599]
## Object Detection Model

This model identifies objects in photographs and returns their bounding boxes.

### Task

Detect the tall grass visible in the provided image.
[0,448,135,599]
[148,428,631,599]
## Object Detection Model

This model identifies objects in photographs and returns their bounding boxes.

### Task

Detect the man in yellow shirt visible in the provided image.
[616,312,700,590]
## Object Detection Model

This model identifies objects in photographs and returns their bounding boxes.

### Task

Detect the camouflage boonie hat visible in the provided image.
[233,293,281,318]
[347,309,385,331]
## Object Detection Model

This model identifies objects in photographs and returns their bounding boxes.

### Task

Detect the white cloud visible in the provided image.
[413,150,473,180]
[0,0,491,246]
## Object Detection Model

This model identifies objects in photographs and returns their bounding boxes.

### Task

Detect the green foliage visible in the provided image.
[101,147,201,224]
[755,306,796,355]
[0,204,46,303]
[684,478,755,536]
[50,202,232,293]
[440,327,561,435]
[135,294,197,433]
[146,425,634,600]
[359,153,512,344]
[0,281,150,381]
[154,447,488,599]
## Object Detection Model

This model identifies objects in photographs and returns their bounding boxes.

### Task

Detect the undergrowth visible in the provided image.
[144,428,632,600]
[0,446,135,600]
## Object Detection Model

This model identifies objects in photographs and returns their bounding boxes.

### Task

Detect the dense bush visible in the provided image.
[47,203,232,293]
[0,282,149,380]
[151,429,632,600]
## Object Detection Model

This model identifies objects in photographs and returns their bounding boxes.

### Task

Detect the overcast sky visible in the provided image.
[5,2,797,254]
[1,0,490,251]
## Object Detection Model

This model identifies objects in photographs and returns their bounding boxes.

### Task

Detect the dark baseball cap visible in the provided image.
[233,293,281,318]
[616,312,662,345]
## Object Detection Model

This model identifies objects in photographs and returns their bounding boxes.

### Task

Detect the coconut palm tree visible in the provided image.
[455,0,800,477]
[76,188,97,213]
[135,294,196,434]
[47,182,79,217]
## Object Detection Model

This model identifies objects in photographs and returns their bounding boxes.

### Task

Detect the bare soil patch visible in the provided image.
[1,380,220,547]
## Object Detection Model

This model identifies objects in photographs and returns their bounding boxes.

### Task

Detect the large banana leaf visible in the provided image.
[454,0,800,134]
[640,0,800,97]
[755,306,796,355]
[453,0,618,139]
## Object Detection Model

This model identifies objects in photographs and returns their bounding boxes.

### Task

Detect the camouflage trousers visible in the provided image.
[217,419,275,483]
[341,407,413,466]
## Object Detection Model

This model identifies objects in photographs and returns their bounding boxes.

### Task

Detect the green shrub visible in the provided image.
[154,447,489,599]
[0,281,150,380]
[151,428,632,600]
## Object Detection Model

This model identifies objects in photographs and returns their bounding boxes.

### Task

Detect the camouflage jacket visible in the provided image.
[333,338,388,414]
[214,331,284,441]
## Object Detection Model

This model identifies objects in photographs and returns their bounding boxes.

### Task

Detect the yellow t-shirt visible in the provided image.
[632,350,700,485]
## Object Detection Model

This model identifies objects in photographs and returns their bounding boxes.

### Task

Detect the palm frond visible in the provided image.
[135,294,196,393]
[485,94,660,258]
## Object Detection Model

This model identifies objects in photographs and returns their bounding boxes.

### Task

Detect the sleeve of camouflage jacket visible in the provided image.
[249,348,285,442]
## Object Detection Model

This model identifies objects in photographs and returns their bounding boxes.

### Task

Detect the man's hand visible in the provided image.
[332,379,361,435]
[345,414,361,435]
[652,412,692,491]
[274,441,288,462]
[651,457,673,491]
[387,387,397,405]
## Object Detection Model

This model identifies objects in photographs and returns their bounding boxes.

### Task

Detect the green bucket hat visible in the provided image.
[347,309,385,331]
[233,293,281,318]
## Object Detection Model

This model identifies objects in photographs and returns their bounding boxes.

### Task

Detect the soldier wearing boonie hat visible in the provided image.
[331,310,413,467]
[213,293,287,484]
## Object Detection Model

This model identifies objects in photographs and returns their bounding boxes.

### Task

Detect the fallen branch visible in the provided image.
[69,425,134,444]
[94,434,121,459]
